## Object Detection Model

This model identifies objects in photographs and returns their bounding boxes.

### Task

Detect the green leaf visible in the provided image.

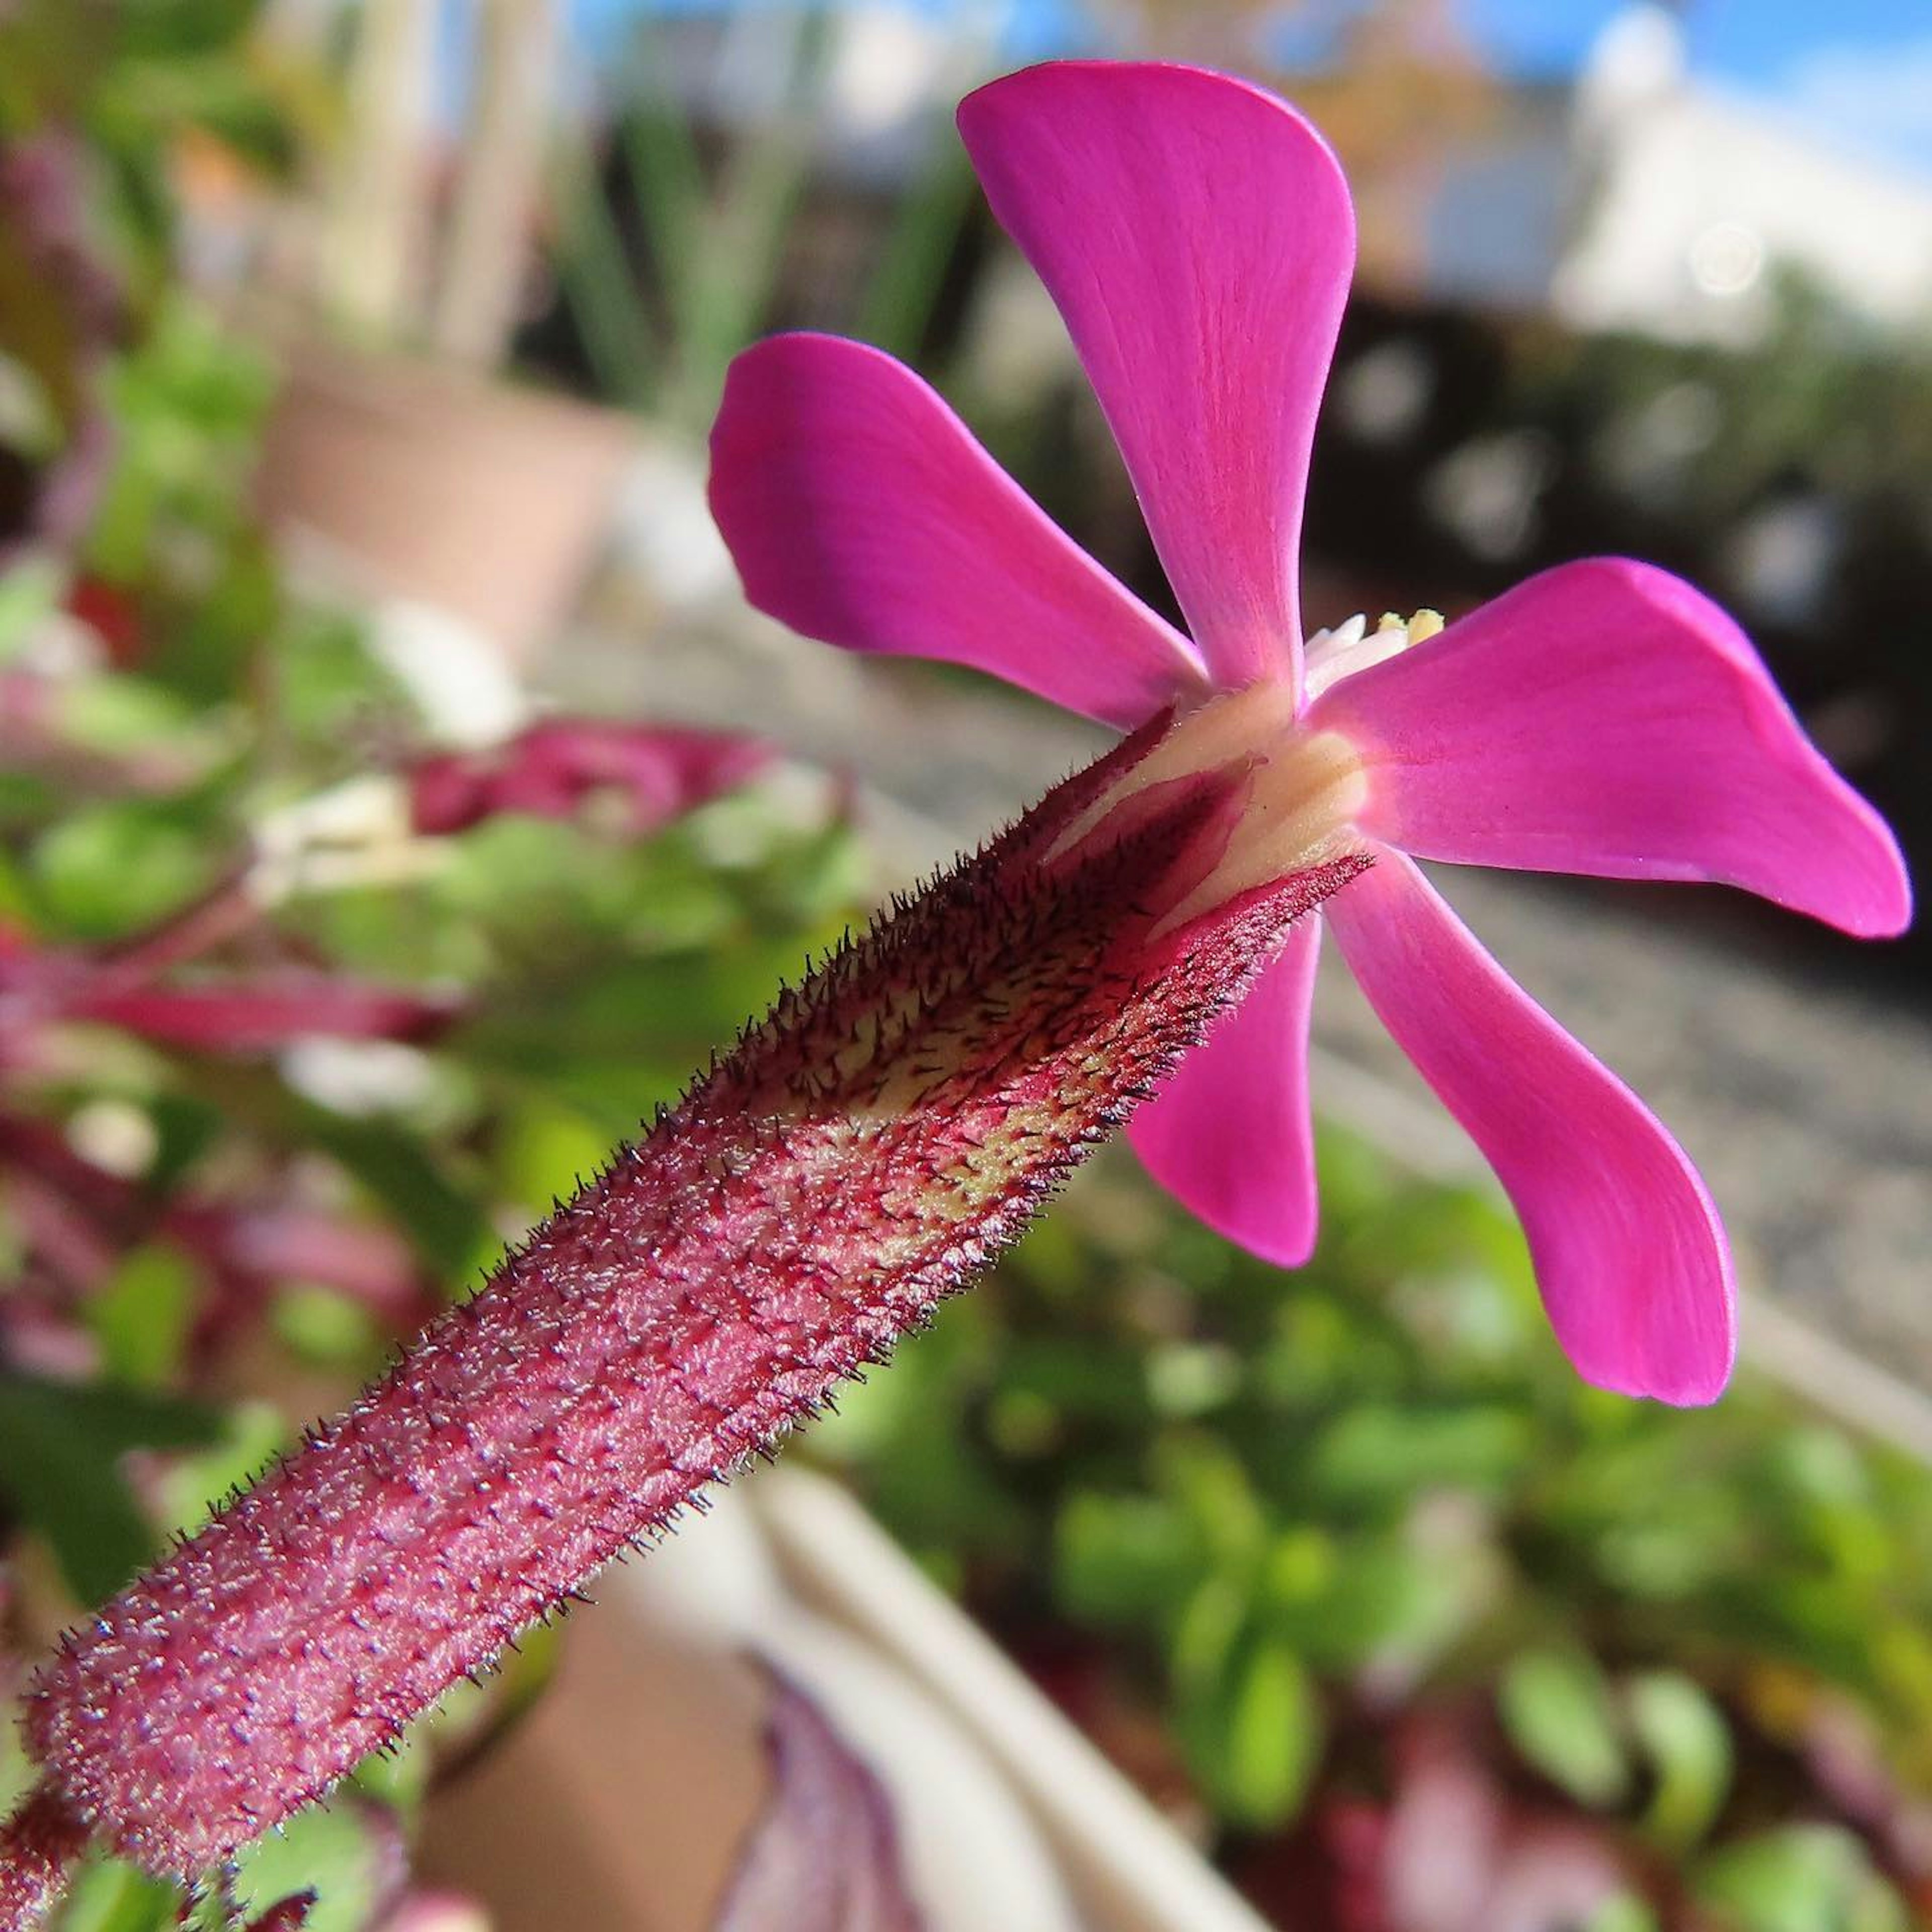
[115,0,264,61]
[43,1855,176,1932]
[0,843,41,927]
[0,554,65,660]
[307,1116,489,1280]
[1626,1670,1732,1852]
[1270,1533,1469,1673]
[54,674,203,757]
[1694,1825,1909,1932]
[83,1241,197,1386]
[1172,1573,1251,1701]
[1156,1436,1267,1568]
[160,1399,287,1538]
[270,1284,382,1367]
[1261,1525,1339,1607]
[226,1799,388,1932]
[1584,1895,1662,1932]
[1498,1649,1630,1808]
[1304,1402,1533,1509]
[0,1374,223,1604]
[1228,1641,1322,1826]
[1184,1638,1324,1830]
[143,1091,222,1195]
[31,801,222,942]
[1145,1340,1241,1420]
[493,1097,623,1223]
[1055,1492,1196,1627]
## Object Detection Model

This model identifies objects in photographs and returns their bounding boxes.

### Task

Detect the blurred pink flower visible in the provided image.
[0,876,459,1063]
[714,1664,922,1932]
[407,718,772,837]
[66,976,457,1052]
[708,60,1911,1405]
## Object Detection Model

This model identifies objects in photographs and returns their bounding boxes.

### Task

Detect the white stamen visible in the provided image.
[1302,607,1444,703]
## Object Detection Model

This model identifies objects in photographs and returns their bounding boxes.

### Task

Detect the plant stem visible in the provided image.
[4,714,1368,1911]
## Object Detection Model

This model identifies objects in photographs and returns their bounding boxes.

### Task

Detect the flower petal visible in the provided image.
[1129,918,1322,1267]
[708,333,1202,729]
[1307,558,1911,937]
[957,62,1355,696]
[1326,851,1735,1404]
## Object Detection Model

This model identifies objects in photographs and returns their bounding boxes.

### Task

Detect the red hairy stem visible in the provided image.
[0,1791,88,1931]
[5,714,1369,1911]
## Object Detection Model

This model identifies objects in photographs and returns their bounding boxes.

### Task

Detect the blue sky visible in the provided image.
[566,0,1932,177]
[1456,0,1918,86]
[1460,0,1932,176]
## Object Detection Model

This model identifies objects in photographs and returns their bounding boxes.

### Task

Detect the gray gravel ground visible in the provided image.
[554,600,1932,1398]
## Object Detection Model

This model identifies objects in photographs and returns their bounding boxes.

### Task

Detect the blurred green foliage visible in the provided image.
[814,1134,1932,1923]
[548,15,980,430]
[1517,270,1932,530]
[0,0,314,285]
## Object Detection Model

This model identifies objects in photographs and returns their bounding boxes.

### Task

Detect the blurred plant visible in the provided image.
[0,618,850,1923]
[0,0,311,293]
[3,678,1364,1916]
[1,29,1922,1931]
[706,58,1918,1928]
[549,10,983,430]
[816,1128,1932,1927]
[0,256,854,1932]
[0,71,1381,1912]
[0,0,320,557]
[1519,269,1932,533]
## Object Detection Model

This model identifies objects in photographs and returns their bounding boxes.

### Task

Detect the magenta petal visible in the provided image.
[1326,852,1735,1404]
[1129,918,1322,1267]
[958,62,1355,696]
[709,333,1203,728]
[1307,558,1912,937]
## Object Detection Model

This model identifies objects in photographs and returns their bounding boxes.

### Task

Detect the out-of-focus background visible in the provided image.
[3,4,1930,1929]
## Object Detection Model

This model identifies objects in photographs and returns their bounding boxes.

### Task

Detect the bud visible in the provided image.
[5,704,1369,1910]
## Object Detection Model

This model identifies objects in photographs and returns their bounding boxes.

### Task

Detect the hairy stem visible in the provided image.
[6,715,1368,1910]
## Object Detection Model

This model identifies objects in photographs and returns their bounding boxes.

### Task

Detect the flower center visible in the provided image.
[1048,678,1369,934]
[1046,608,1448,934]
[1302,607,1444,703]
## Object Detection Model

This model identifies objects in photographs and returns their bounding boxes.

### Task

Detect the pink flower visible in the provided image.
[708,61,1911,1406]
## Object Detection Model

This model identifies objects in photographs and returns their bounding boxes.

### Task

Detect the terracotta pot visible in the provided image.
[255,341,636,667]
